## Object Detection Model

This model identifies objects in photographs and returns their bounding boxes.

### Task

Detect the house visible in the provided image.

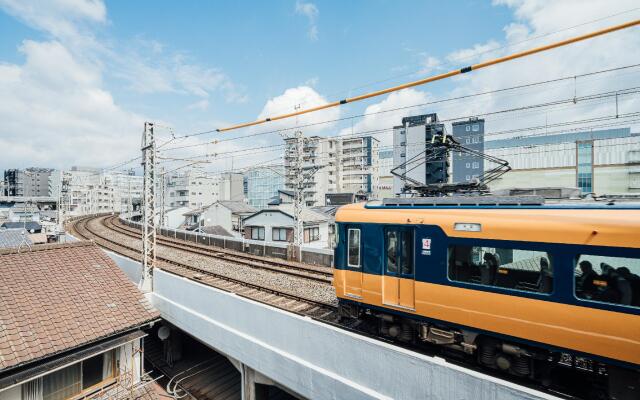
[0,221,41,233]
[0,242,160,400]
[267,189,294,206]
[242,205,331,248]
[183,201,256,237]
[158,206,191,229]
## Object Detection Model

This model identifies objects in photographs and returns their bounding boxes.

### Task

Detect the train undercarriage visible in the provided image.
[338,302,639,400]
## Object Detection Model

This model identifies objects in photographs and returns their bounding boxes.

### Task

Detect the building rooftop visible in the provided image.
[485,128,633,150]
[0,229,31,249]
[216,201,257,214]
[1,221,41,232]
[0,241,159,371]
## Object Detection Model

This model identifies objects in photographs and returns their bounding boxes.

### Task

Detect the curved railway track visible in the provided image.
[67,214,338,320]
[104,215,333,283]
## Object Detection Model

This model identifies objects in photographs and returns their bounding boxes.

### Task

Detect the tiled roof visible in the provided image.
[0,229,32,249]
[0,242,159,371]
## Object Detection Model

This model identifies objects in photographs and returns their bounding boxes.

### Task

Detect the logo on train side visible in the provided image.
[422,238,431,255]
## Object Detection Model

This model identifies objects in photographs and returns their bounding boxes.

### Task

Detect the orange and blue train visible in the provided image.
[333,199,640,398]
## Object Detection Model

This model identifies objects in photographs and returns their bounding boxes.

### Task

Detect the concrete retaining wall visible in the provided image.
[151,269,557,400]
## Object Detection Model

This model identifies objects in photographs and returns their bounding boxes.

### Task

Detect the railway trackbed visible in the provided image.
[104,215,333,283]
[67,215,338,320]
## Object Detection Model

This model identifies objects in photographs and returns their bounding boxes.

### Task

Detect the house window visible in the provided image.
[272,227,289,241]
[465,162,471,168]
[465,126,471,132]
[40,349,115,400]
[250,227,265,240]
[472,124,479,131]
[472,162,479,169]
[465,137,471,144]
[448,245,553,294]
[304,226,320,242]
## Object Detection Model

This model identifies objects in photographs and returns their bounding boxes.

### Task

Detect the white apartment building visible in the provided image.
[63,167,143,216]
[163,170,244,209]
[284,135,379,206]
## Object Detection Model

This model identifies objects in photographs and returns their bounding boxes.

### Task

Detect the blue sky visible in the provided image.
[0,0,638,171]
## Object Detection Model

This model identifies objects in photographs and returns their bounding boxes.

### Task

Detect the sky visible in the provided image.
[0,0,639,173]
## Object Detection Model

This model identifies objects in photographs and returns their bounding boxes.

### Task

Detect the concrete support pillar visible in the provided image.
[231,359,276,400]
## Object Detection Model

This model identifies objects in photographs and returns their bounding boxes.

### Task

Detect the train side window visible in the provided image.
[575,254,640,307]
[347,228,361,268]
[386,230,398,273]
[400,231,414,275]
[385,229,414,275]
[448,245,552,294]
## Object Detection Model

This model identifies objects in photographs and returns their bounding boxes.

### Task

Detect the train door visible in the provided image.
[383,227,415,309]
[344,226,363,298]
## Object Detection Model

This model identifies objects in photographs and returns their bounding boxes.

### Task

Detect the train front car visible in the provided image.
[333,198,640,399]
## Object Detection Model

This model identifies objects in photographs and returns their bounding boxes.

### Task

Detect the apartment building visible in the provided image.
[2,168,54,197]
[284,135,379,206]
[164,170,244,209]
[63,167,143,215]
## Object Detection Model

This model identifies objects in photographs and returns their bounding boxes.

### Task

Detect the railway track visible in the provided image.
[68,214,581,399]
[105,215,333,283]
[67,215,338,320]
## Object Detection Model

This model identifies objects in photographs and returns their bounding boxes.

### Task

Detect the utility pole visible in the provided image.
[159,166,166,227]
[293,129,304,258]
[140,122,156,292]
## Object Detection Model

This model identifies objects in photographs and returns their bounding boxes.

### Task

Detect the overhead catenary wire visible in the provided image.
[156,85,640,162]
[158,63,640,149]
[214,19,640,132]
[155,113,640,172]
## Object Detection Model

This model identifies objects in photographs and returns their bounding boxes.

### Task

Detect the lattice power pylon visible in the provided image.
[140,122,156,291]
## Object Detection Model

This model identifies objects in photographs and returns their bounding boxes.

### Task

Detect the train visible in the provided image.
[333,196,640,399]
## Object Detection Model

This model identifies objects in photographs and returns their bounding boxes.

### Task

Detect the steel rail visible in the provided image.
[68,215,338,319]
[106,216,333,282]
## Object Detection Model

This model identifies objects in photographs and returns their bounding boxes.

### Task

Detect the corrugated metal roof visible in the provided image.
[217,201,257,214]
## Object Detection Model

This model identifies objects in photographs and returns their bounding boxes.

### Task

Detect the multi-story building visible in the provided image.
[164,170,244,209]
[392,114,445,194]
[244,167,285,209]
[3,168,54,197]
[376,149,395,199]
[61,167,143,215]
[486,128,640,195]
[284,135,379,206]
[452,118,485,183]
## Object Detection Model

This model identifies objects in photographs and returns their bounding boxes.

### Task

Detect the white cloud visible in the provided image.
[257,86,340,134]
[338,89,430,146]
[0,0,248,170]
[0,40,143,169]
[442,0,640,138]
[295,1,319,41]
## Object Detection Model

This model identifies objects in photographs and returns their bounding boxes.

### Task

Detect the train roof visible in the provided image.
[335,200,640,248]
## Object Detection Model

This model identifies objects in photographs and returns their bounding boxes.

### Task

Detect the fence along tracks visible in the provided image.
[106,215,333,283]
[68,215,338,320]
